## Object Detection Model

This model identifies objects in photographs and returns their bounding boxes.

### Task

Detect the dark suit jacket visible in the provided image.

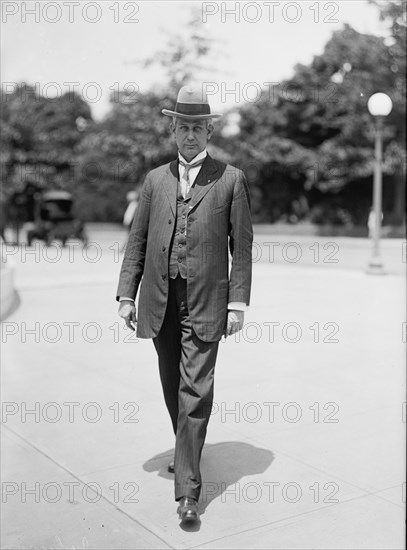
[116,154,253,342]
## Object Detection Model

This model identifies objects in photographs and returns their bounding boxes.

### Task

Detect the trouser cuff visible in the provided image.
[175,487,200,502]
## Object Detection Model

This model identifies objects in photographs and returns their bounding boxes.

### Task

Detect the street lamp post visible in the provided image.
[366,92,392,275]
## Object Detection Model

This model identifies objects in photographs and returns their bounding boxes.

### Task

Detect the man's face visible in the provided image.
[171,118,213,162]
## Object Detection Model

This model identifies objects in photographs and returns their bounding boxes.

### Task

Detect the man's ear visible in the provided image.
[169,121,176,139]
[207,123,214,140]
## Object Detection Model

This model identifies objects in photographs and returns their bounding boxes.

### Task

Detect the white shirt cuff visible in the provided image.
[119,297,135,302]
[227,302,247,311]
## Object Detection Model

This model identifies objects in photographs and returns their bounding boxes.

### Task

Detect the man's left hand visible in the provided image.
[225,310,244,337]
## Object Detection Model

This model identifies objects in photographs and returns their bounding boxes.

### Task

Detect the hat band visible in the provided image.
[174,102,211,115]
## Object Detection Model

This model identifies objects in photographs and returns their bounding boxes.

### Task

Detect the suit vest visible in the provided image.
[168,178,195,279]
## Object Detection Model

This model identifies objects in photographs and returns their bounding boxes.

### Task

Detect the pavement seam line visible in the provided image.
[188,490,401,549]
[218,426,404,508]
[271,446,406,509]
[1,423,176,549]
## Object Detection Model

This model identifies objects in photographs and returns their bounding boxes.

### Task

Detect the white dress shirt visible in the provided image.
[178,149,207,192]
[120,148,247,312]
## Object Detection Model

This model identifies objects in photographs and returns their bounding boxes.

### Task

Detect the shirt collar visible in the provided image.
[178,149,207,165]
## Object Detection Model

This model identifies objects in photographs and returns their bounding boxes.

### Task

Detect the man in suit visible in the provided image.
[116,85,253,523]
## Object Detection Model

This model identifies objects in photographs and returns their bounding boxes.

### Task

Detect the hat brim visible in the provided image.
[162,109,221,119]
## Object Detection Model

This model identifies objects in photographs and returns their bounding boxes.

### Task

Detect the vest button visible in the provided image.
[168,219,172,224]
[178,243,182,248]
[162,246,166,252]
[162,274,167,280]
[178,258,182,262]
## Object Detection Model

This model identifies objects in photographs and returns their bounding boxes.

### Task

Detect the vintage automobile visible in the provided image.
[26,191,88,247]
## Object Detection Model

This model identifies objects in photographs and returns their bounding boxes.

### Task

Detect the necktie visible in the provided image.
[179,157,205,198]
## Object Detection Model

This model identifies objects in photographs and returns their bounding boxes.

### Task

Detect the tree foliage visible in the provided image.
[1,84,92,193]
[74,8,221,221]
[74,91,176,221]
[219,15,405,224]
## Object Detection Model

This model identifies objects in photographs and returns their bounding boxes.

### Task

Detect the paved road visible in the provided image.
[84,224,406,274]
[1,227,405,549]
[4,223,405,275]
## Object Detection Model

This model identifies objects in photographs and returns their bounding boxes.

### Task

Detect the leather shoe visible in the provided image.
[168,460,175,473]
[177,496,199,523]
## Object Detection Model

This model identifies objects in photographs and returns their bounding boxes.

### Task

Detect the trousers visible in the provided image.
[153,274,219,501]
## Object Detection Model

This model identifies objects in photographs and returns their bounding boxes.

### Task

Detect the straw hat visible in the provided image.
[162,85,221,120]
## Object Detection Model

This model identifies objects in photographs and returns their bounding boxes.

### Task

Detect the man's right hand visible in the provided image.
[118,301,137,331]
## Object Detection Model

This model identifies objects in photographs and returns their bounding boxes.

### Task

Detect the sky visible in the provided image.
[1,1,390,120]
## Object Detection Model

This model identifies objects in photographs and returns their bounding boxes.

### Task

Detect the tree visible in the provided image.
[140,7,223,98]
[75,90,176,221]
[1,84,92,194]
[75,7,222,221]
[224,20,405,225]
[1,83,92,234]
[368,0,406,223]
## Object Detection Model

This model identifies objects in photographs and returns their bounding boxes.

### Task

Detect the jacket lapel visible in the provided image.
[161,154,221,216]
[187,154,221,213]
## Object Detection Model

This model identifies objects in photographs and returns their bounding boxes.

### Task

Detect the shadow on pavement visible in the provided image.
[143,441,274,515]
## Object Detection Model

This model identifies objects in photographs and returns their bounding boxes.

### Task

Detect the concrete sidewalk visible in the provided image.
[1,238,405,549]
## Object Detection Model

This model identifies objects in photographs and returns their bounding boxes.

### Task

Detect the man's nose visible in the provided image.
[186,130,195,141]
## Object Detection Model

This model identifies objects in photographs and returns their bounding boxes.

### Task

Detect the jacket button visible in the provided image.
[162,246,166,252]
[162,274,167,280]
[168,219,172,224]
